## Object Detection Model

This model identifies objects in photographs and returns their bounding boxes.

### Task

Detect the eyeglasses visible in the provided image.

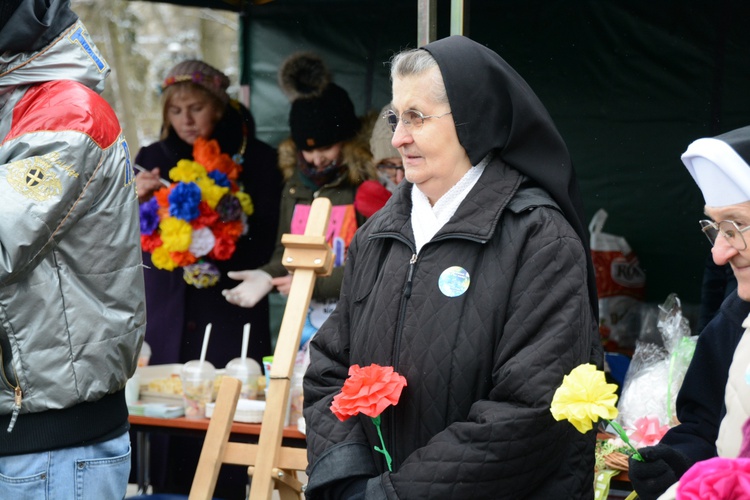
[376,163,404,174]
[699,219,750,251]
[383,109,452,133]
[376,162,404,183]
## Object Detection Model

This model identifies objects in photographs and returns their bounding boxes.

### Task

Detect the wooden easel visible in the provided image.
[188,197,332,500]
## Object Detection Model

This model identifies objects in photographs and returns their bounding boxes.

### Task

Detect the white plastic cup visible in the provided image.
[225,357,262,399]
[138,340,151,367]
[181,360,216,419]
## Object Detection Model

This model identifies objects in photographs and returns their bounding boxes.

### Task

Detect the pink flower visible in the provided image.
[630,416,670,447]
[677,457,750,499]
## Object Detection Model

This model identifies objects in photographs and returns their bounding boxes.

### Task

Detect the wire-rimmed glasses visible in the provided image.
[699,219,750,251]
[376,162,404,184]
[383,109,452,133]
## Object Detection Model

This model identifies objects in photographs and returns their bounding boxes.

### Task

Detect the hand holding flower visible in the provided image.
[330,364,407,471]
[550,363,643,461]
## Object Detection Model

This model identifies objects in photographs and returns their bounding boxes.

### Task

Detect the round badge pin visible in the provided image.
[438,266,470,297]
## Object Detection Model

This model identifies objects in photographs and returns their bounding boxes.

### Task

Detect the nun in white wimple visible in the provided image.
[629,125,750,500]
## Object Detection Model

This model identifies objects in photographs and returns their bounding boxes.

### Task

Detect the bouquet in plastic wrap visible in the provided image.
[616,293,697,432]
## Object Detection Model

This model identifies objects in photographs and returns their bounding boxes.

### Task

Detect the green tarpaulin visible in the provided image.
[240,0,750,308]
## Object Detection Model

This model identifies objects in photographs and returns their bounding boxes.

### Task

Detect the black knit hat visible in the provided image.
[278,52,359,151]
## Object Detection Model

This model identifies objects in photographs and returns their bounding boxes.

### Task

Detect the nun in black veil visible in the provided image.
[303,35,601,499]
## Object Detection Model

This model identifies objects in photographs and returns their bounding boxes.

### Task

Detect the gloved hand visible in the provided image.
[222,269,273,308]
[628,444,691,500]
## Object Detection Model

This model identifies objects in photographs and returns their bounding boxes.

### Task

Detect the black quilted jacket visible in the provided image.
[304,157,600,499]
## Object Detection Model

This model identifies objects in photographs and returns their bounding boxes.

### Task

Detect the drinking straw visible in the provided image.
[200,323,212,366]
[241,323,250,362]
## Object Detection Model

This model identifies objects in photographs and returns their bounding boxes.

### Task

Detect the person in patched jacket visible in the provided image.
[303,36,601,499]
[0,1,146,498]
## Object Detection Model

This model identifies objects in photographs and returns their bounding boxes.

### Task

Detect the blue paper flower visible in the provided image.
[168,182,202,221]
[140,198,160,235]
[208,169,230,188]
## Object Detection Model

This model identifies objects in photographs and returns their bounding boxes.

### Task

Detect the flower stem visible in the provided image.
[371,415,393,471]
[607,419,643,462]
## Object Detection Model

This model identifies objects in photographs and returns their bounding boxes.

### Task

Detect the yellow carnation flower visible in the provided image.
[550,363,618,434]
[159,217,193,252]
[196,177,229,208]
[151,246,177,271]
[235,191,254,216]
[169,159,206,183]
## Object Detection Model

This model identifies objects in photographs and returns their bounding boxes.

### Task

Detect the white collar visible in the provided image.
[411,154,490,253]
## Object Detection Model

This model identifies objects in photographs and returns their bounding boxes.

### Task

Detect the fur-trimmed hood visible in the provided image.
[277,122,377,186]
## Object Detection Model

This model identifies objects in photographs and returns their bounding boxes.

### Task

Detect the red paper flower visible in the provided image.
[191,201,220,229]
[208,237,236,261]
[331,364,407,422]
[677,457,750,499]
[213,220,244,240]
[141,233,162,252]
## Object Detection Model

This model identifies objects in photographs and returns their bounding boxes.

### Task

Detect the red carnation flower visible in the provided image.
[331,364,407,421]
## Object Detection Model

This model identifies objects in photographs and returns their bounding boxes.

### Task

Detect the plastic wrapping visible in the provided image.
[616,293,697,430]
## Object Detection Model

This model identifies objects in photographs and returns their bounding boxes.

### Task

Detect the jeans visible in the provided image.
[0,431,131,500]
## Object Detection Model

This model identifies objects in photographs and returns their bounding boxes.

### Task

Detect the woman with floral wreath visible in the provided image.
[133,59,282,498]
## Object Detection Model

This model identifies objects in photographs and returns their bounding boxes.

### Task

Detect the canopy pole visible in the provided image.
[417,0,437,47]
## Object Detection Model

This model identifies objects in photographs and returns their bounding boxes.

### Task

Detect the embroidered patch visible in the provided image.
[438,266,470,297]
[122,139,134,188]
[68,25,106,72]
[7,157,63,201]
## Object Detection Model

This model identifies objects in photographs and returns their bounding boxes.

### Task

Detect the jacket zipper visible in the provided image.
[0,348,22,433]
[0,346,23,432]
[7,385,21,433]
[392,252,417,368]
[388,252,417,470]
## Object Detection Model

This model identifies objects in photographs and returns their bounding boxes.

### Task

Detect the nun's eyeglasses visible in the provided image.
[383,109,452,133]
[699,219,750,251]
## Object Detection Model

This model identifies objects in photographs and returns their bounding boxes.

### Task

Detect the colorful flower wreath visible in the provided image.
[139,137,254,288]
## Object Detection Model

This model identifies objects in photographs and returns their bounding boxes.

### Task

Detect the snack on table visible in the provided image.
[182,378,213,418]
[147,374,183,395]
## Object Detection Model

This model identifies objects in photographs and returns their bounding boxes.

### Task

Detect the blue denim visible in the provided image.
[0,431,131,500]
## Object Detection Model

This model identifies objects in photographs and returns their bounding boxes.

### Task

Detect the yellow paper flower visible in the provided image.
[159,217,192,252]
[235,191,254,216]
[151,246,178,271]
[169,159,207,183]
[195,177,229,208]
[550,363,619,434]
